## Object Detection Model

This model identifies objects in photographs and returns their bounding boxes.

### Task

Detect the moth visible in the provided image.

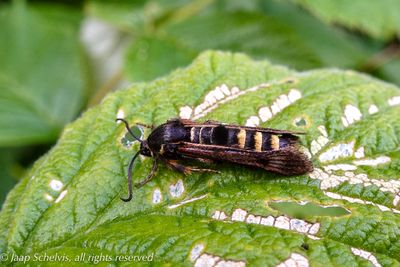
[117,118,313,202]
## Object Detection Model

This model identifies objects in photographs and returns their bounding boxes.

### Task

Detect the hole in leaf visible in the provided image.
[293,116,309,127]
[269,201,350,219]
[120,125,143,148]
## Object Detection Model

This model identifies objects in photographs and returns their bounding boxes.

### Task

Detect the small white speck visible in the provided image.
[316,136,329,147]
[274,216,290,230]
[277,253,309,267]
[388,96,400,106]
[152,188,162,204]
[354,147,365,159]
[258,107,272,122]
[271,102,281,115]
[351,248,382,267]
[324,164,357,171]
[343,104,362,125]
[310,140,322,155]
[368,105,379,114]
[31,176,35,180]
[290,219,311,233]
[116,109,125,120]
[231,87,240,94]
[276,94,291,110]
[220,84,231,95]
[55,190,68,203]
[49,180,63,191]
[319,141,354,162]
[308,223,320,235]
[353,156,391,166]
[205,92,217,105]
[317,125,328,137]
[190,243,205,262]
[169,179,185,198]
[216,260,246,267]
[194,106,203,115]
[245,116,260,127]
[246,214,261,224]
[307,235,320,240]
[179,106,193,119]
[260,216,275,226]
[44,194,54,202]
[168,194,207,209]
[214,87,225,100]
[288,89,302,103]
[195,254,220,267]
[232,208,247,222]
[394,195,400,206]
[341,116,349,127]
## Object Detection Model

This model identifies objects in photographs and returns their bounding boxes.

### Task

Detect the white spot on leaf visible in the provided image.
[179,106,193,119]
[168,194,207,209]
[353,156,391,166]
[342,104,362,127]
[351,248,382,267]
[152,188,162,204]
[288,89,302,103]
[368,104,379,114]
[232,208,247,222]
[388,96,400,106]
[190,243,205,262]
[49,180,63,191]
[245,116,260,127]
[44,194,54,202]
[259,107,272,122]
[319,141,354,162]
[317,125,328,137]
[116,109,125,119]
[169,179,185,198]
[55,190,67,203]
[274,216,290,230]
[276,253,309,267]
[354,147,365,159]
[324,192,400,213]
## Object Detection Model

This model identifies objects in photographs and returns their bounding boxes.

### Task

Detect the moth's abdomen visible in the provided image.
[188,125,298,151]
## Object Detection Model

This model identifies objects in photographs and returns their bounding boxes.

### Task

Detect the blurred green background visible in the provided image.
[0,0,399,206]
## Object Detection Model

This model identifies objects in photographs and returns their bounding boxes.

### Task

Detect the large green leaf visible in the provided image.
[0,1,87,146]
[293,0,400,40]
[1,51,400,266]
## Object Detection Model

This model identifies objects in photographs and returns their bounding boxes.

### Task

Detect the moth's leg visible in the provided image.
[136,122,154,129]
[135,159,158,188]
[181,155,215,165]
[165,160,218,175]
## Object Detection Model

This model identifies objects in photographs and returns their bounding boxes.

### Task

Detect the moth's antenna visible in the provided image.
[120,151,140,202]
[116,118,143,143]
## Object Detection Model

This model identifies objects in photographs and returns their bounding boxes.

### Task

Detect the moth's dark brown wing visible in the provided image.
[178,119,305,135]
[176,142,313,176]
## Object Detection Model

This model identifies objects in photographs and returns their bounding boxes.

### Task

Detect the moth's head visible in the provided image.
[139,141,152,157]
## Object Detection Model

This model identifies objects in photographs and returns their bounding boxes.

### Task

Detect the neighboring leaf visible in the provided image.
[0,150,19,207]
[1,51,400,266]
[124,7,373,81]
[0,1,87,146]
[293,0,400,40]
[85,0,200,33]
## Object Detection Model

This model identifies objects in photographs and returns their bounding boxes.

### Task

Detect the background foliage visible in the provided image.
[0,0,400,265]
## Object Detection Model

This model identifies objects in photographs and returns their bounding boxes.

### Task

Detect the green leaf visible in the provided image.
[1,51,400,266]
[293,0,400,40]
[124,5,373,82]
[0,1,87,146]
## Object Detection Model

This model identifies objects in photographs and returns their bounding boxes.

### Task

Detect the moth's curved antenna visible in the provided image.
[116,118,143,143]
[135,158,158,188]
[120,151,140,202]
